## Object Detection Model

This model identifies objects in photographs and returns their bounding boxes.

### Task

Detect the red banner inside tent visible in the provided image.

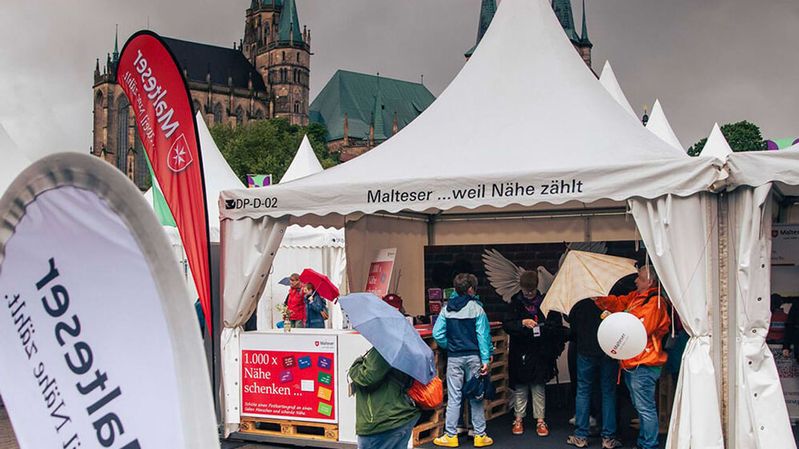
[116,31,212,333]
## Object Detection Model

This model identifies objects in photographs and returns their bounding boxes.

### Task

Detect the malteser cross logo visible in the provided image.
[167,134,193,173]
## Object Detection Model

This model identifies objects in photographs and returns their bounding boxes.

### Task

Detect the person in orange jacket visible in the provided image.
[592,266,670,449]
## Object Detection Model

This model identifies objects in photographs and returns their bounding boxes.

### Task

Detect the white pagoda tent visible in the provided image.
[217,0,798,446]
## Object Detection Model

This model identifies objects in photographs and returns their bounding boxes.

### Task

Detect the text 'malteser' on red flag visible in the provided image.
[116,30,212,333]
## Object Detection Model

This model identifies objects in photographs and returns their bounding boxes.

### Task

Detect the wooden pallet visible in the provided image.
[239,417,338,442]
[412,407,444,446]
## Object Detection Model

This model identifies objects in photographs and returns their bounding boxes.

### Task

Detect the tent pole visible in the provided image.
[717,191,734,447]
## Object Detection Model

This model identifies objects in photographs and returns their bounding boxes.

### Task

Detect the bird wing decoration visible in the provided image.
[567,241,608,254]
[482,249,526,303]
[537,266,555,294]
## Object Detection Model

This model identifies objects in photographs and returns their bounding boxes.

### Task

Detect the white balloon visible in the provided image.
[597,312,647,360]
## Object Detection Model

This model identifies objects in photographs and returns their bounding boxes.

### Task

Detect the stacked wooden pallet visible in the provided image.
[239,417,339,442]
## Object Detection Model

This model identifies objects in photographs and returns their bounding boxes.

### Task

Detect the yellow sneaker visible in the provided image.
[474,434,494,447]
[433,434,459,447]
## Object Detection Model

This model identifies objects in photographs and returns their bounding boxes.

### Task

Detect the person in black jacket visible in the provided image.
[566,298,621,449]
[503,271,566,437]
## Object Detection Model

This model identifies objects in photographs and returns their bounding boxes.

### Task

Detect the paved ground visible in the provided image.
[2,403,796,449]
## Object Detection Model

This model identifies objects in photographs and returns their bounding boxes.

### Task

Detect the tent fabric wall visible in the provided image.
[220,216,288,435]
[728,185,795,449]
[630,193,724,449]
[345,215,428,315]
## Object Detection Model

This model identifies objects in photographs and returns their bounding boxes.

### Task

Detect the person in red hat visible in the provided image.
[284,273,305,328]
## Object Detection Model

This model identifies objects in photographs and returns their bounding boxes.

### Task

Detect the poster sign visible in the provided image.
[241,333,337,423]
[772,224,799,266]
[116,30,213,333]
[365,248,396,298]
[246,174,273,188]
[770,344,799,419]
[0,154,218,449]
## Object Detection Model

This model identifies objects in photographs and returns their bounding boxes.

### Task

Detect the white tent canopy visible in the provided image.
[599,60,638,121]
[280,135,323,183]
[220,0,718,222]
[646,99,684,151]
[701,123,733,160]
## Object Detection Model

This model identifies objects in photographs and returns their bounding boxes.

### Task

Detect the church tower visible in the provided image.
[467,0,593,70]
[242,0,311,125]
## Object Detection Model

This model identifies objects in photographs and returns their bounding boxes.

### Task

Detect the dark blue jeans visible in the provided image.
[358,416,418,449]
[624,365,662,449]
[575,354,618,439]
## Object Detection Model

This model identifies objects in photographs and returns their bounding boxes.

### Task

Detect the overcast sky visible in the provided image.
[1,0,797,159]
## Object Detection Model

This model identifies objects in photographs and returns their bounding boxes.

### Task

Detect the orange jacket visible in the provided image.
[595,287,671,370]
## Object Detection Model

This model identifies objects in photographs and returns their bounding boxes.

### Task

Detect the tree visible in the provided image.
[687,121,766,157]
[210,119,339,184]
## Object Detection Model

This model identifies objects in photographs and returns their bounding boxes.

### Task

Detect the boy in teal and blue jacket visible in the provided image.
[432,273,493,448]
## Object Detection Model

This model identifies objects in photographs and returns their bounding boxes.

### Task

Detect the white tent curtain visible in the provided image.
[630,193,724,449]
[219,215,288,436]
[728,185,795,449]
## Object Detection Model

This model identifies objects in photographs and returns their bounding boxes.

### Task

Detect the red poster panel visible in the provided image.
[241,334,337,423]
[116,31,212,333]
[364,248,397,298]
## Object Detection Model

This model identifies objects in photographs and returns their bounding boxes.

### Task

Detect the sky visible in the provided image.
[1,0,797,160]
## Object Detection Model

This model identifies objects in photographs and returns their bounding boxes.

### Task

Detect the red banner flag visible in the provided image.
[117,31,212,333]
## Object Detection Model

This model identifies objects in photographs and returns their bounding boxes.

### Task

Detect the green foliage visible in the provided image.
[687,121,766,157]
[210,118,339,184]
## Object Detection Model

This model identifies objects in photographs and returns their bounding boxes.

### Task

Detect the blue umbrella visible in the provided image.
[339,293,436,384]
[278,276,291,286]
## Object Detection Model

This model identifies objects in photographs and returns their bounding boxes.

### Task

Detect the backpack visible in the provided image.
[407,376,444,409]
[389,368,444,409]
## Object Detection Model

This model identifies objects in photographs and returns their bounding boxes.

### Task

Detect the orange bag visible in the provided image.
[407,376,443,409]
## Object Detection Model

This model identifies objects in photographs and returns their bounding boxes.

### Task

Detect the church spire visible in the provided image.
[277,0,303,45]
[580,0,592,47]
[552,0,580,43]
[370,74,387,144]
[464,0,497,59]
[112,25,120,63]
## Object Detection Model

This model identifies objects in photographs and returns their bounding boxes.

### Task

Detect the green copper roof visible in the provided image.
[580,0,592,46]
[309,70,436,142]
[552,0,580,42]
[277,0,303,45]
[465,0,497,58]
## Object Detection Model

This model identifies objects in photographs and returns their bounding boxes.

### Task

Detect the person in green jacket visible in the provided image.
[349,348,421,449]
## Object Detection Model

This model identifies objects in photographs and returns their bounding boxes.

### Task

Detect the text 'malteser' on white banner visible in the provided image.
[0,153,218,449]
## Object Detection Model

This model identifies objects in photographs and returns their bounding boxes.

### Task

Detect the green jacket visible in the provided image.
[348,348,420,436]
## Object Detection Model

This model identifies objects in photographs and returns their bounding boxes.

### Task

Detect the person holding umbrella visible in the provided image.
[302,282,328,329]
[340,293,437,449]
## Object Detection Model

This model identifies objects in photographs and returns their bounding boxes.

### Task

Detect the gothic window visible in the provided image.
[296,52,300,63]
[126,149,135,181]
[133,133,150,189]
[235,106,244,127]
[213,103,224,125]
[282,51,285,61]
[293,101,300,114]
[116,96,130,171]
[281,68,286,82]
[264,25,270,44]
[254,109,264,120]
[93,91,104,155]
